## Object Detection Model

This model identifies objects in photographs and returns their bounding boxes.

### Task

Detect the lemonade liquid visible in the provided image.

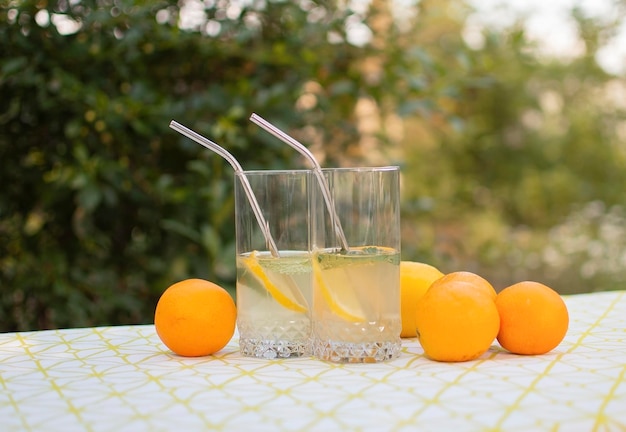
[236,250,312,358]
[312,246,402,363]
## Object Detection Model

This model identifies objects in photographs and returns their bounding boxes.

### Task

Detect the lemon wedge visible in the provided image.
[241,251,308,313]
[312,255,366,323]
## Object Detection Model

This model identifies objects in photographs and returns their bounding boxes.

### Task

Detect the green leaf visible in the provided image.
[160,219,201,243]
[200,224,221,257]
[77,182,102,212]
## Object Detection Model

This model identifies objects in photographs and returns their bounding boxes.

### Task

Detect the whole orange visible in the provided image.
[399,261,444,338]
[429,271,497,301]
[154,279,237,357]
[415,279,500,362]
[495,281,569,355]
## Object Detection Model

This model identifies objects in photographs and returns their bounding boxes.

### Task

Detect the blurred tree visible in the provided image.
[2,0,623,332]
[397,1,626,292]
[0,0,466,331]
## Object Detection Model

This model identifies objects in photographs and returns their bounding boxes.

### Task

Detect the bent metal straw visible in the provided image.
[249,113,350,253]
[169,120,280,258]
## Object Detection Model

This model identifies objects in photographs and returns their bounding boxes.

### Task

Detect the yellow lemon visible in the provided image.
[312,254,366,322]
[400,261,444,337]
[240,251,308,313]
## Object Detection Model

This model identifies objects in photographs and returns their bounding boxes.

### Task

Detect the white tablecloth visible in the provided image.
[1,290,625,431]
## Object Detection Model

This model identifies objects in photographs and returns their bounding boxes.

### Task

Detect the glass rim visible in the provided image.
[235,169,312,177]
[236,166,400,177]
[320,165,399,173]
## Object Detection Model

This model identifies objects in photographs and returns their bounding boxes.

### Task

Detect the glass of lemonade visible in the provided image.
[311,166,402,363]
[235,170,312,359]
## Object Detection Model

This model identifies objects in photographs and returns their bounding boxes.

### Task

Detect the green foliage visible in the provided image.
[398,4,626,293]
[1,1,231,330]
[1,0,625,331]
[1,0,457,331]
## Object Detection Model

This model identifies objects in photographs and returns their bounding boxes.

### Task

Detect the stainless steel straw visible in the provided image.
[169,120,280,257]
[249,113,350,252]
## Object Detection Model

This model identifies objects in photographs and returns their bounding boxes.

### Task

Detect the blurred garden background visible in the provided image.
[2,0,626,332]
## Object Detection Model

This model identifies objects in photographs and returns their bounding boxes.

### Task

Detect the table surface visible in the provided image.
[1,290,625,431]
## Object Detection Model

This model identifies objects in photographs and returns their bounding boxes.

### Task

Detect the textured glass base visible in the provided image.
[312,339,401,363]
[239,338,309,359]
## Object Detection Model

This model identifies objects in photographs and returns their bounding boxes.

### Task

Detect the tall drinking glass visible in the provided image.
[235,170,312,359]
[311,166,402,363]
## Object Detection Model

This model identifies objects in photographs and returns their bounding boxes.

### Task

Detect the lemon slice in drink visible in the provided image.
[241,251,308,313]
[312,254,366,323]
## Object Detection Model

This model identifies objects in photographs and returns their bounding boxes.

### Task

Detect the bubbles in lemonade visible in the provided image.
[236,250,312,358]
[312,246,401,363]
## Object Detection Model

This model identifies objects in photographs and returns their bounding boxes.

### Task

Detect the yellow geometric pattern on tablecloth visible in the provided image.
[0,291,625,431]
